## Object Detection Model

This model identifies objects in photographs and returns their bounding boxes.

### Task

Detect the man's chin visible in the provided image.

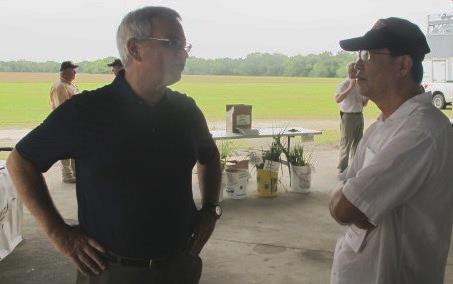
[163,73,182,86]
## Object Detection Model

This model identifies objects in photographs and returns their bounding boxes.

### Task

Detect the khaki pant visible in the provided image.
[76,253,202,284]
[61,159,76,179]
[338,112,364,173]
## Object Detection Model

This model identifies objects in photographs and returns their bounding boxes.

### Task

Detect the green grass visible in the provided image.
[0,81,111,127]
[1,74,450,135]
[173,76,382,120]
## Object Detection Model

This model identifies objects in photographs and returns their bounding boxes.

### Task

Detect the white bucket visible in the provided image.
[225,169,250,199]
[290,165,311,193]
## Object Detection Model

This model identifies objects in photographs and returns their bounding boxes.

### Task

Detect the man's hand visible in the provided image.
[187,209,217,256]
[50,224,106,276]
[329,186,375,230]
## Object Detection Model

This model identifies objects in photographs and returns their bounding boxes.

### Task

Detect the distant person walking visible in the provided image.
[49,61,79,183]
[107,59,123,76]
[335,62,368,174]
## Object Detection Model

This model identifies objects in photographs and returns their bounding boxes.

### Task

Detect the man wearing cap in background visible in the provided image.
[107,59,123,76]
[329,17,453,283]
[49,61,79,183]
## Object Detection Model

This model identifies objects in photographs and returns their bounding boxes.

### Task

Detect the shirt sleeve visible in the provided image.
[53,84,70,108]
[342,129,437,225]
[336,79,350,94]
[189,101,219,165]
[15,98,84,172]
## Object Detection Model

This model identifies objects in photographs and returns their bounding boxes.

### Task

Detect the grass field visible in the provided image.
[0,72,383,126]
[0,72,451,148]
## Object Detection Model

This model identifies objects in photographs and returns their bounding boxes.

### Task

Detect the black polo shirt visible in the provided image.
[16,71,219,258]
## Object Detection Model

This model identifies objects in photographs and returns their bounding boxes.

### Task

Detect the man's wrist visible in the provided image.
[201,202,222,219]
[202,201,219,207]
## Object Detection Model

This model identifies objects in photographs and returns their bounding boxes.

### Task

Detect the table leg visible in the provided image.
[287,136,291,186]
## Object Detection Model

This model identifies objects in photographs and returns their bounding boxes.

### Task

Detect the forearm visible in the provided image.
[329,188,375,230]
[329,189,348,225]
[197,158,221,205]
[6,150,66,238]
[335,87,353,103]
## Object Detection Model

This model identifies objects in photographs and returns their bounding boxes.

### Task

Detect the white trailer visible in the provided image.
[423,12,453,109]
[422,58,453,109]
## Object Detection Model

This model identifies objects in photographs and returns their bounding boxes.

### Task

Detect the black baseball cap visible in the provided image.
[60,61,78,71]
[340,17,430,61]
[107,59,123,67]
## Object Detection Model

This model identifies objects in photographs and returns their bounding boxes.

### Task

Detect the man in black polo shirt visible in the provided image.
[6,6,221,284]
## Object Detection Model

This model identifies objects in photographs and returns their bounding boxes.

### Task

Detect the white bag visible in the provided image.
[0,161,23,260]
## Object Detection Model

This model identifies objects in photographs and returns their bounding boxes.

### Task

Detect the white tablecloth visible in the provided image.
[0,161,23,260]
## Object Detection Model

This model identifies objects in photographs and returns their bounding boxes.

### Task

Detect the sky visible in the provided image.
[0,0,451,62]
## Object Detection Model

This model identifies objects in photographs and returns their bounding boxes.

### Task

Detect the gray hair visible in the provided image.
[116,6,181,66]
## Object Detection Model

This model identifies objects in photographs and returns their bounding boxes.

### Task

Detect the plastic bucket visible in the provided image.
[290,165,311,193]
[256,169,279,197]
[263,160,280,172]
[225,169,249,199]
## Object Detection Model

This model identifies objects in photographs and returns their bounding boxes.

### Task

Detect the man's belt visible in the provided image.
[104,251,156,268]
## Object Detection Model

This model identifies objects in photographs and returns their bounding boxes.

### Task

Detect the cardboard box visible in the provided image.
[226,104,252,133]
[225,156,250,171]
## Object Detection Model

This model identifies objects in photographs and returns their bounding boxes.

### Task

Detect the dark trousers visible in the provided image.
[76,253,202,284]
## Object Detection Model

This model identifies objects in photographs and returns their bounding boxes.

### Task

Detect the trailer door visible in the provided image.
[433,60,447,82]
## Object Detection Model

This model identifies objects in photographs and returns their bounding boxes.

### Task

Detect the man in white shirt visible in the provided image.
[335,62,368,173]
[329,17,453,284]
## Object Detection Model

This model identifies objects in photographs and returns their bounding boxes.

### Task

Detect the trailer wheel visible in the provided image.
[432,93,446,109]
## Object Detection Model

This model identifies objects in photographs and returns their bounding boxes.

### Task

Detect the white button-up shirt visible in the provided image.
[337,79,366,113]
[331,92,453,284]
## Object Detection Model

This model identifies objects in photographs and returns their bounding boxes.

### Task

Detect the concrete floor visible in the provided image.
[1,146,453,283]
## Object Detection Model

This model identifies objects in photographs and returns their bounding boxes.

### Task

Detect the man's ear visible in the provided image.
[127,38,142,62]
[397,55,413,78]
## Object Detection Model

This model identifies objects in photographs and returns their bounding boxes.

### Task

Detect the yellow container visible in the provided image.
[256,169,279,197]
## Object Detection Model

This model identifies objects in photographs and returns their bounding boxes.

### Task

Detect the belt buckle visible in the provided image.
[149,259,153,268]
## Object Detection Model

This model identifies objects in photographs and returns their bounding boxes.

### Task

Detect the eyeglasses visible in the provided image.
[142,37,192,53]
[357,50,392,61]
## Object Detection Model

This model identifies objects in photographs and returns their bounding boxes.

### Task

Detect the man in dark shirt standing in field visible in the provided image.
[6,6,221,284]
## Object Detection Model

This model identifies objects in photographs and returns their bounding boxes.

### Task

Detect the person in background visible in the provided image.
[107,59,123,76]
[335,62,368,175]
[49,61,79,183]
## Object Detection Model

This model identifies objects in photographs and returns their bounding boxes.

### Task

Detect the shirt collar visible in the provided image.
[112,69,169,106]
[377,92,431,122]
[60,77,73,85]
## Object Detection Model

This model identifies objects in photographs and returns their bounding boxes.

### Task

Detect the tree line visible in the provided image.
[0,51,355,78]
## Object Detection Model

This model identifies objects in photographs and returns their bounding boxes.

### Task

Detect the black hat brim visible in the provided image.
[340,37,370,51]
[340,29,393,52]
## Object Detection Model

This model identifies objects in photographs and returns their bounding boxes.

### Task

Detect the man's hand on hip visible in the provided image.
[187,209,218,256]
[50,224,106,276]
